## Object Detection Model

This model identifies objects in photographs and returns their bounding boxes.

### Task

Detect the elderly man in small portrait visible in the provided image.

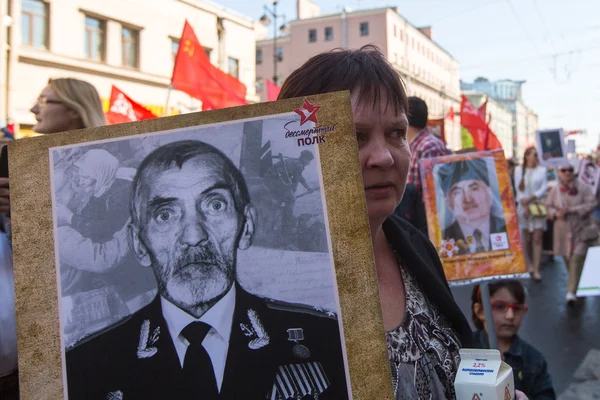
[65,140,349,400]
[438,158,507,255]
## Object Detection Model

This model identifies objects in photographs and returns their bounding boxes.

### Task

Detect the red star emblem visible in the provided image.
[294,99,321,126]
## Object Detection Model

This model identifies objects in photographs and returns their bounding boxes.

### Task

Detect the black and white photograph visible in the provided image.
[536,129,569,167]
[50,114,350,399]
[433,157,509,257]
[577,158,600,196]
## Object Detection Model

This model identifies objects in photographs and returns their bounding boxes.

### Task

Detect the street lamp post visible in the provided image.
[260,0,284,85]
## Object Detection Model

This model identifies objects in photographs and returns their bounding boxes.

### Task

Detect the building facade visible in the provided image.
[461,77,538,159]
[0,0,258,137]
[256,3,462,149]
[464,92,514,159]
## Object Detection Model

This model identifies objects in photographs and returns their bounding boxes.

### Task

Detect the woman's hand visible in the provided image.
[515,389,529,400]
[0,177,9,215]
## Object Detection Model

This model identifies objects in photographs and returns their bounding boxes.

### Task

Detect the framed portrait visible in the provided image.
[577,159,600,195]
[420,150,527,282]
[536,129,568,167]
[9,92,392,399]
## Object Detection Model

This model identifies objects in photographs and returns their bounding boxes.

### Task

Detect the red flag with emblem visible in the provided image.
[171,21,246,109]
[105,85,157,125]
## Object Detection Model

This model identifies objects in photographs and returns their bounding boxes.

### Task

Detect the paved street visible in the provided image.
[450,256,600,395]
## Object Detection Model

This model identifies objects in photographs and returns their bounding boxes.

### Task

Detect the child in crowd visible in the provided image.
[471,280,556,400]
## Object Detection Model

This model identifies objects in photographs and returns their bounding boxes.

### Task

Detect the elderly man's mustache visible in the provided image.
[174,243,231,272]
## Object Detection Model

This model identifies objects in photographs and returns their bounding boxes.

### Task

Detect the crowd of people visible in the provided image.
[0,45,597,399]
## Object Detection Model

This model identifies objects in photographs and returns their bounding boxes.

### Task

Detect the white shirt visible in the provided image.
[458,219,491,253]
[161,286,236,392]
[514,165,548,205]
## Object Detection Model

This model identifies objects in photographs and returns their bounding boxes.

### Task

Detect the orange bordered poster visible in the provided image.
[420,150,526,282]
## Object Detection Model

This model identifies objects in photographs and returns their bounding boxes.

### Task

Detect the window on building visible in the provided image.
[400,30,403,41]
[121,26,139,68]
[324,26,333,41]
[228,57,239,79]
[393,24,397,37]
[21,0,49,48]
[256,78,264,93]
[275,47,283,61]
[256,48,263,64]
[171,38,179,62]
[411,37,414,48]
[84,16,105,61]
[394,53,398,64]
[360,22,369,36]
[308,28,317,43]
[204,47,212,59]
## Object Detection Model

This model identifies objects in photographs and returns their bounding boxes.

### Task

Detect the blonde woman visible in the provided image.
[30,77,105,133]
[514,147,548,281]
[0,77,104,399]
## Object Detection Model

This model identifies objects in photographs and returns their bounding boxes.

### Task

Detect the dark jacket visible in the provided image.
[383,215,473,348]
[393,183,428,236]
[66,286,349,400]
[473,330,556,400]
[443,215,507,255]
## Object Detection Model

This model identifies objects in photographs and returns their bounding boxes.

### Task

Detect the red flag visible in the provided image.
[444,106,455,121]
[171,21,246,109]
[105,85,157,125]
[461,96,503,151]
[478,98,488,120]
[266,79,281,102]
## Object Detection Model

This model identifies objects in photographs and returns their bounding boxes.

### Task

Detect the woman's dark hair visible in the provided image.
[407,96,428,129]
[518,146,537,192]
[471,280,526,330]
[278,45,408,116]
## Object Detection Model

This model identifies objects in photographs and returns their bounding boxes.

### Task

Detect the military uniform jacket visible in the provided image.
[66,286,349,400]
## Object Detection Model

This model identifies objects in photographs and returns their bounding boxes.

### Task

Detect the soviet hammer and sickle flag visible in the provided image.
[171,21,247,110]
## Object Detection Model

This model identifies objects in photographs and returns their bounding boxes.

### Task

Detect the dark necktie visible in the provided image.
[181,321,218,399]
[473,229,485,253]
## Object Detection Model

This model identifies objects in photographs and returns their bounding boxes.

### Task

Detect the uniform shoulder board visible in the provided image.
[265,298,338,320]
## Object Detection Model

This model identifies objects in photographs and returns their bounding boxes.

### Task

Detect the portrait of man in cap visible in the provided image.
[437,158,508,255]
[64,139,349,400]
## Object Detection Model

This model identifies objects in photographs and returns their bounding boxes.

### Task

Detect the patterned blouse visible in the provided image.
[386,259,461,400]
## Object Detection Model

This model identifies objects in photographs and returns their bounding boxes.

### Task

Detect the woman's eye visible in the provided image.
[156,210,171,222]
[391,129,406,139]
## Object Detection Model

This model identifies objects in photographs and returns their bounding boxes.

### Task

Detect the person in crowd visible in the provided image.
[406,96,451,194]
[471,280,556,400]
[579,161,597,187]
[393,182,428,236]
[279,45,528,400]
[545,164,598,304]
[439,158,507,255]
[0,77,105,400]
[514,147,548,281]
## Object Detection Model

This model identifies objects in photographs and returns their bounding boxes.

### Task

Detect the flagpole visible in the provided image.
[163,84,172,117]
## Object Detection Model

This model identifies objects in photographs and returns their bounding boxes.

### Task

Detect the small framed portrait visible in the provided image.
[536,129,568,167]
[9,92,392,399]
[577,159,600,195]
[420,150,526,282]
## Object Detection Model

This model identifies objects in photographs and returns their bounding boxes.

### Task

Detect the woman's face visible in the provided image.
[525,149,538,167]
[351,91,410,225]
[30,85,82,134]
[558,166,575,184]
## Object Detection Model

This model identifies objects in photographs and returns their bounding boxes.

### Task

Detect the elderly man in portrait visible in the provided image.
[439,158,507,255]
[66,140,349,400]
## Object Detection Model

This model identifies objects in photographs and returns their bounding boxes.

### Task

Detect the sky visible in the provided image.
[216,0,600,154]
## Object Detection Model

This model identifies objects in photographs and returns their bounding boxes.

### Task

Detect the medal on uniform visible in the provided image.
[287,328,310,359]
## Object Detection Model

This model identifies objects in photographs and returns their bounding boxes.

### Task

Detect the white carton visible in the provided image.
[454,348,515,400]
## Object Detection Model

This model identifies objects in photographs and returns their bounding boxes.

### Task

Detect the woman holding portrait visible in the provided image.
[279,46,528,399]
[545,164,598,304]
